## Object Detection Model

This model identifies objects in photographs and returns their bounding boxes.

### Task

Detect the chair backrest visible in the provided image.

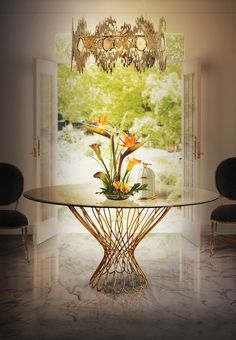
[0,163,24,205]
[215,157,236,200]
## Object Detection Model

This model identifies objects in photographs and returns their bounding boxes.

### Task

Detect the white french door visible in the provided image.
[181,58,202,246]
[33,59,58,246]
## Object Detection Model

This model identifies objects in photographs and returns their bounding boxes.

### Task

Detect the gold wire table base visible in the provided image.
[69,205,171,294]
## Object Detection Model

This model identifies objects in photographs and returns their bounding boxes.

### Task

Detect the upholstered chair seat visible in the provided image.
[210,157,236,255]
[0,163,29,261]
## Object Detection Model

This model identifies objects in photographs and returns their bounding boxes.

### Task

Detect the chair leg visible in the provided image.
[210,220,217,257]
[21,226,29,262]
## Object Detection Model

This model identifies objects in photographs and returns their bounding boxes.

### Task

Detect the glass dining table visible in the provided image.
[24,184,218,294]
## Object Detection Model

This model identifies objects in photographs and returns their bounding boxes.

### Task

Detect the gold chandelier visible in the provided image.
[71,16,166,73]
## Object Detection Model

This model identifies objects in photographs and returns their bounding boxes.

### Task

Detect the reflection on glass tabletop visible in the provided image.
[24,183,219,208]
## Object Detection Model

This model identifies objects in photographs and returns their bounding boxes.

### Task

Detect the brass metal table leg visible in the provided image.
[69,205,171,293]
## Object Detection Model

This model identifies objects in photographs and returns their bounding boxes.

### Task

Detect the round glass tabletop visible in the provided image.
[24,183,219,208]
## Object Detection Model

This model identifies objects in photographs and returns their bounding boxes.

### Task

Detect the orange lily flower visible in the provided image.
[120,183,131,194]
[113,181,131,194]
[122,140,146,158]
[126,158,142,172]
[121,134,137,148]
[90,144,103,161]
[117,140,146,180]
[94,113,109,127]
[113,181,122,191]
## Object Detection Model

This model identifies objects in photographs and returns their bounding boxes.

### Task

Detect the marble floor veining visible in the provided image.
[0,233,236,340]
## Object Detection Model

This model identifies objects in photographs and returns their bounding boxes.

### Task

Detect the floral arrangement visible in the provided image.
[80,114,147,200]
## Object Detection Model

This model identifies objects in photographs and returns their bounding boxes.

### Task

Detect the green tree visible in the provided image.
[140,64,182,149]
[58,41,182,150]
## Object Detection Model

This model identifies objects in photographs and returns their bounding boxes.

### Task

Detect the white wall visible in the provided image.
[0,0,236,232]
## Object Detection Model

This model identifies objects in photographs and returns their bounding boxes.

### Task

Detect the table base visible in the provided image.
[69,205,171,294]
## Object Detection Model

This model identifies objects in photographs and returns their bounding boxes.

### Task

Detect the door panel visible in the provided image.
[182,58,202,246]
[33,59,58,246]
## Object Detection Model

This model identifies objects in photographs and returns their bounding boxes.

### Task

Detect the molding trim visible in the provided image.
[0,225,33,235]
[201,223,236,235]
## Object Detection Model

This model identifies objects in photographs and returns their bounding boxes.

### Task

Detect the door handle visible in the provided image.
[30,137,40,157]
[29,138,38,157]
[193,136,204,159]
[193,135,197,160]
[37,137,41,157]
[197,141,204,159]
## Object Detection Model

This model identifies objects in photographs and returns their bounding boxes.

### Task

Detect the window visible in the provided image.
[55,33,184,197]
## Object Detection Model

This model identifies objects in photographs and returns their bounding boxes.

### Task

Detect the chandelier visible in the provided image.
[71,16,167,73]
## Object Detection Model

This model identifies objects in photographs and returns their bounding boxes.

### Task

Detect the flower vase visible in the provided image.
[104,192,130,200]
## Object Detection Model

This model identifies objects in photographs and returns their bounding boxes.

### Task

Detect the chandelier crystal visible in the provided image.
[71,16,167,73]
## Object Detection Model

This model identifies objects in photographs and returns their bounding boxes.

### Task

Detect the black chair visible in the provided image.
[210,157,236,256]
[0,163,29,261]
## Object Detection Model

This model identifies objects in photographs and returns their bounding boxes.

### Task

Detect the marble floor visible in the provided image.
[0,232,236,340]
